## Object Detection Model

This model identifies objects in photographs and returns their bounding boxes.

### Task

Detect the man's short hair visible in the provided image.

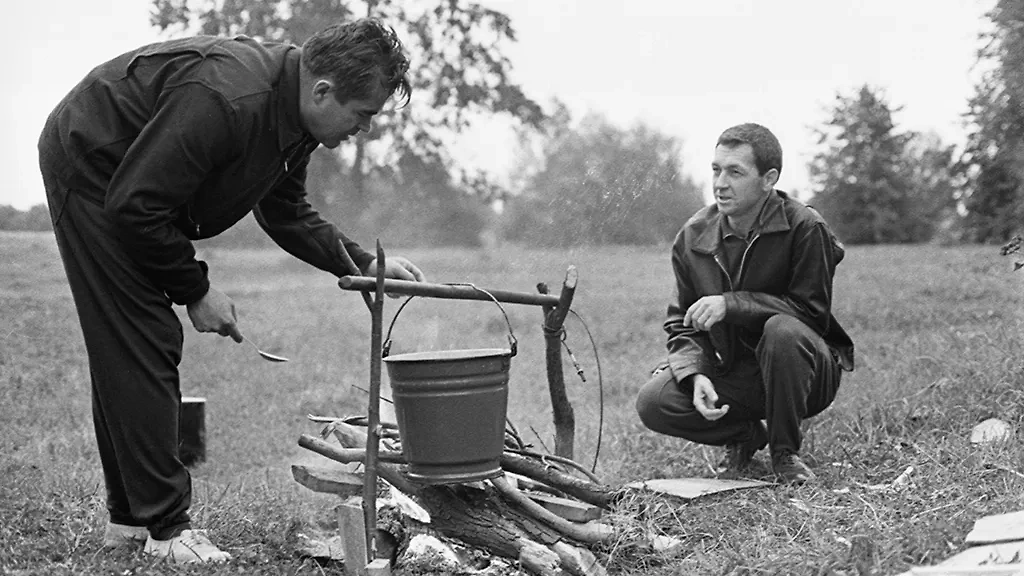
[716,123,783,177]
[302,18,411,107]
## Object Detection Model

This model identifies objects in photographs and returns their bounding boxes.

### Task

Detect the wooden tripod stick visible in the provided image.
[337,239,373,312]
[539,266,578,459]
[362,240,386,564]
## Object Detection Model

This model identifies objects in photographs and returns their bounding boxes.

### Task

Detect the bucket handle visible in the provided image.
[382,283,518,358]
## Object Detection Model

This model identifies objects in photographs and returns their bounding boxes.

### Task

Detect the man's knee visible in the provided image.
[758,314,819,357]
[635,371,668,432]
[763,314,810,341]
[635,369,690,435]
[635,369,719,438]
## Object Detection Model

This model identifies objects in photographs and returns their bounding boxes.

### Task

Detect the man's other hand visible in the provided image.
[691,374,729,421]
[683,295,726,331]
[186,287,243,342]
[366,257,426,284]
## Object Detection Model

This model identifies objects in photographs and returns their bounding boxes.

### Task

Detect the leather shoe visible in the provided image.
[717,421,768,476]
[773,453,816,484]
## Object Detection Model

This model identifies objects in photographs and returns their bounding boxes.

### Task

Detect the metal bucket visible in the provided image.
[382,289,517,485]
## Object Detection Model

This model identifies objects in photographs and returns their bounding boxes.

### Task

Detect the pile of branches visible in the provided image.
[298,417,681,576]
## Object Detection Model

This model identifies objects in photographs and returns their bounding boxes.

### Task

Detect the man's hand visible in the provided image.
[691,374,729,421]
[365,257,426,282]
[683,295,726,331]
[186,287,243,342]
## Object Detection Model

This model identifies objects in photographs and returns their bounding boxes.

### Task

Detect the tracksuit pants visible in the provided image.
[636,314,842,459]
[40,163,192,540]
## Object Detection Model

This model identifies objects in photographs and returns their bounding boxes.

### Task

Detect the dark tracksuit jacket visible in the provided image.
[37,35,371,538]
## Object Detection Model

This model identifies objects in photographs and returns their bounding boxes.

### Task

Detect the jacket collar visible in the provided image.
[276,47,309,151]
[692,190,792,254]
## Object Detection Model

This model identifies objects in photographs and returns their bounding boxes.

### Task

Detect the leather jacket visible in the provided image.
[665,190,855,382]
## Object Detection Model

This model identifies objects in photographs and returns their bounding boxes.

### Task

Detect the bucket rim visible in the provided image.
[384,348,511,363]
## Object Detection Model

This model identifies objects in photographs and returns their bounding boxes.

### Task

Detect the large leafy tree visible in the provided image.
[150,0,545,213]
[502,111,704,246]
[959,0,1024,243]
[809,85,954,244]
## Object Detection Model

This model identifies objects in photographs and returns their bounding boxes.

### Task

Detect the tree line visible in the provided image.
[4,0,1022,246]
[810,1,1023,245]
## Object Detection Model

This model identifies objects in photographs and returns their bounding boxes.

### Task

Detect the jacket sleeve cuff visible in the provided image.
[172,261,210,306]
[331,236,372,276]
[666,354,713,384]
[722,292,744,323]
[352,250,374,274]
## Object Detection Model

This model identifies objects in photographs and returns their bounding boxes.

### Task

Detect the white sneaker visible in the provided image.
[144,529,232,563]
[102,522,149,548]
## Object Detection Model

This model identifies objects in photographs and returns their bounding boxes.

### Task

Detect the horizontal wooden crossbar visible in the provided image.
[338,276,560,307]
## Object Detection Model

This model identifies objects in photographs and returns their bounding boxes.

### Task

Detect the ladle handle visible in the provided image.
[382,283,518,358]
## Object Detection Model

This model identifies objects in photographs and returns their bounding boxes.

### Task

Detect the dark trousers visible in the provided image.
[635,314,842,458]
[41,166,191,540]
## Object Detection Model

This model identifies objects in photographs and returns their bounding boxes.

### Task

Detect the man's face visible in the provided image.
[711,143,776,220]
[303,82,389,149]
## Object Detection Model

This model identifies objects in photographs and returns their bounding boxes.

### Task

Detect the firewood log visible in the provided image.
[499,452,616,509]
[325,421,617,508]
[491,477,614,545]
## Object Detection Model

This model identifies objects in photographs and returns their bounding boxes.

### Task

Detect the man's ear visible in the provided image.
[311,79,334,103]
[762,168,780,191]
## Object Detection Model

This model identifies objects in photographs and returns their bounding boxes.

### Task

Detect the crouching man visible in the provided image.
[635,123,854,484]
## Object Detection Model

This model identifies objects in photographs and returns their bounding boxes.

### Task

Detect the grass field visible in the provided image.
[2,230,1023,575]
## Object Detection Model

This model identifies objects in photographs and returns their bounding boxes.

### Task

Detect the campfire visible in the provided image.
[292,248,706,575]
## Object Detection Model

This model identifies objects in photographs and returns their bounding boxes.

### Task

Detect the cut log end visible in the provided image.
[517,539,562,576]
[365,558,391,575]
[291,464,363,498]
[564,266,578,289]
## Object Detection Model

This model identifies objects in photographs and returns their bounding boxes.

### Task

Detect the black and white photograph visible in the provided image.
[2,1,1022,574]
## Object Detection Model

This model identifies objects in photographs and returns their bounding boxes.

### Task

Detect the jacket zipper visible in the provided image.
[734,234,762,356]
[712,233,762,290]
[711,252,731,367]
[735,233,760,288]
[712,233,761,365]
[713,253,733,291]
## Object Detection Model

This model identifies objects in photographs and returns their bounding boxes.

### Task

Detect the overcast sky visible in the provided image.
[1,0,993,209]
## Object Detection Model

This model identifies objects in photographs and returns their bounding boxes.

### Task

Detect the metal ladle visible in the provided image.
[245,338,289,363]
